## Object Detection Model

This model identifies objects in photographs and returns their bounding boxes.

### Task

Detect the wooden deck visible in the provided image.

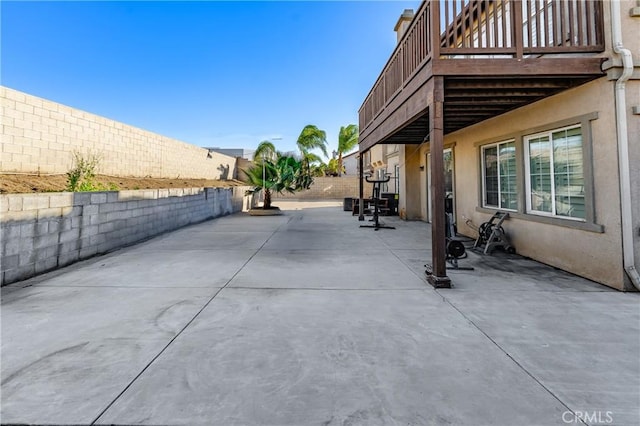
[359,0,606,151]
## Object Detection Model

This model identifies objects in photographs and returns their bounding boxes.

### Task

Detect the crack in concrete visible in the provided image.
[438,294,589,426]
[90,216,293,425]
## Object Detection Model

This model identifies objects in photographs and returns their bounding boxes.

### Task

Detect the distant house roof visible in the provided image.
[206,147,255,160]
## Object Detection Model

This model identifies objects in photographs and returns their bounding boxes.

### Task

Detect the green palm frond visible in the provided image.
[296,125,328,158]
[253,141,278,162]
[338,124,359,155]
[335,124,359,176]
[303,152,324,165]
[243,154,313,199]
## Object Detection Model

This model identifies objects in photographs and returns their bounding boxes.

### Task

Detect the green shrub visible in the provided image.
[65,151,119,192]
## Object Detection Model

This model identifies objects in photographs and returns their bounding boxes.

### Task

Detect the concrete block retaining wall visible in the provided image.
[1,86,236,179]
[0,186,252,286]
[272,176,374,200]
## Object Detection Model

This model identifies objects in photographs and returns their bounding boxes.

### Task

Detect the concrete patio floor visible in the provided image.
[1,200,639,426]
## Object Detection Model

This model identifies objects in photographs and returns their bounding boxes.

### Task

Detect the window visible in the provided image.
[390,164,400,195]
[476,114,599,231]
[525,125,585,220]
[481,140,517,210]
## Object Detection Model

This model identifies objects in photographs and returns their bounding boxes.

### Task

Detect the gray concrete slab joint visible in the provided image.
[90,214,293,424]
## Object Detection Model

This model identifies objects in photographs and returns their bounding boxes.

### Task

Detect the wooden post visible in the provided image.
[431,0,441,59]
[358,151,365,221]
[513,0,524,59]
[427,76,451,288]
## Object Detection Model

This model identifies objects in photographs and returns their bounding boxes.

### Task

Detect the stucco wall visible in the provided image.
[629,81,640,283]
[0,86,236,179]
[617,1,640,284]
[342,153,358,176]
[601,0,639,282]
[604,1,640,55]
[0,186,252,286]
[435,78,626,289]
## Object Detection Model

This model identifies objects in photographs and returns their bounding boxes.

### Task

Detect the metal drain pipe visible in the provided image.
[611,0,640,290]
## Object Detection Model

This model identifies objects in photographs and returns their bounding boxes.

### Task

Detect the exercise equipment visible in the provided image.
[359,174,395,231]
[445,212,474,270]
[473,211,515,254]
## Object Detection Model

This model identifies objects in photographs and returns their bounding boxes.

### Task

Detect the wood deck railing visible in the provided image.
[440,0,604,55]
[362,2,434,129]
[360,0,604,131]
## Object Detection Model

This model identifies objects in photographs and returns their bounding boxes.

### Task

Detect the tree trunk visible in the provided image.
[337,152,343,176]
[263,189,272,209]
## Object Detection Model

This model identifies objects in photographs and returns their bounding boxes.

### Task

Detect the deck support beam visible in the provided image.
[358,152,365,221]
[427,76,451,288]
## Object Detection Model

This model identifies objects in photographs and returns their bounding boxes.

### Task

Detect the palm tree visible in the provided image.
[336,124,359,176]
[301,151,324,167]
[244,160,276,209]
[246,140,279,209]
[253,140,278,163]
[296,125,328,158]
[300,151,326,178]
[296,125,327,182]
[243,155,311,209]
[325,158,340,176]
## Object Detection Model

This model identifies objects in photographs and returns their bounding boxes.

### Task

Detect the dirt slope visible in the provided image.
[0,174,246,194]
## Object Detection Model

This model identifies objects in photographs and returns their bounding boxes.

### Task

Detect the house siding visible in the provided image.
[365,0,639,290]
[630,83,640,291]
[429,78,627,289]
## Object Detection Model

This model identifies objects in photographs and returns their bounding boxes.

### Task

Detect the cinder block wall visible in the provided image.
[0,86,236,179]
[236,158,253,183]
[272,177,374,200]
[0,186,252,286]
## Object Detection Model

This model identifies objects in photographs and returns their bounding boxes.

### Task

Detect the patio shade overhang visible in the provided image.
[356,0,607,287]
[359,64,605,151]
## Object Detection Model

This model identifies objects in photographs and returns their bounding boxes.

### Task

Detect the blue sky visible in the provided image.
[1,0,419,156]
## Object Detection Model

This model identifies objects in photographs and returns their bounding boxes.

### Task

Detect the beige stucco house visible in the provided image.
[358,0,639,291]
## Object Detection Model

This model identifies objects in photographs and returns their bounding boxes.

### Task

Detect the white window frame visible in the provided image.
[481,139,517,211]
[524,124,584,221]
